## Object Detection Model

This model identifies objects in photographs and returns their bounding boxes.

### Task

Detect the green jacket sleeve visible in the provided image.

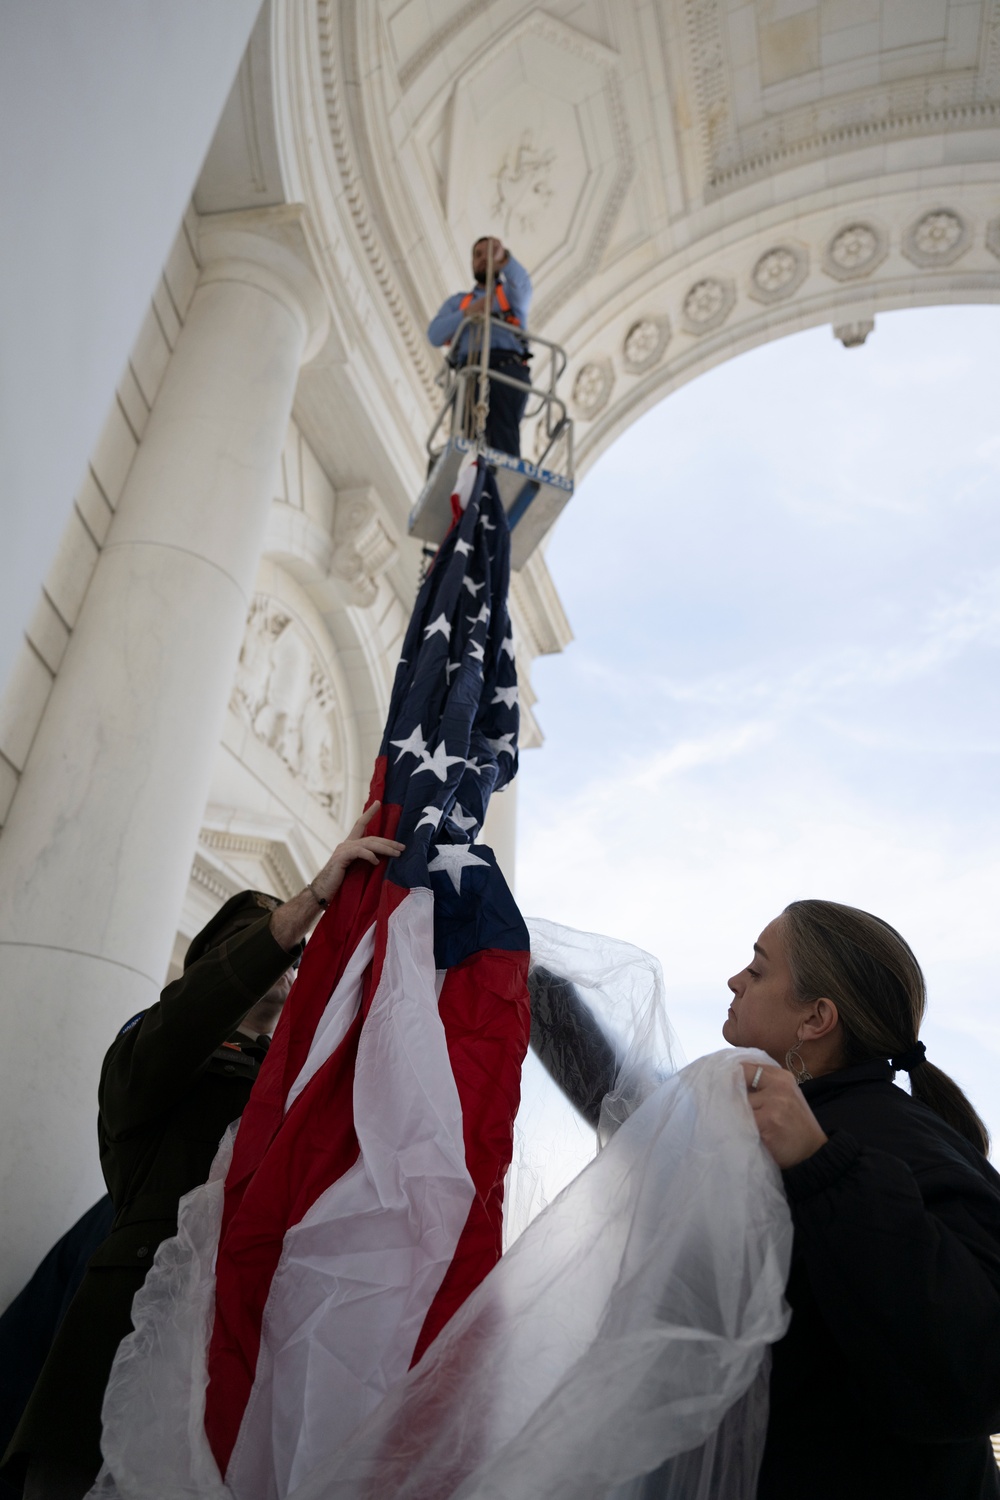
[99,915,293,1138]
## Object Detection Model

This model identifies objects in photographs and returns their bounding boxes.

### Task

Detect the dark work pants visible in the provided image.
[464,351,530,458]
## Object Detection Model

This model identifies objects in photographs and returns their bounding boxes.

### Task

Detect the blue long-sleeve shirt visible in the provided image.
[427,255,532,363]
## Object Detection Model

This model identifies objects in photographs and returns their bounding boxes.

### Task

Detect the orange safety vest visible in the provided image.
[445,281,521,345]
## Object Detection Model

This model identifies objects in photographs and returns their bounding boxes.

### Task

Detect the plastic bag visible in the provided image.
[286,1046,792,1500]
[90,922,791,1500]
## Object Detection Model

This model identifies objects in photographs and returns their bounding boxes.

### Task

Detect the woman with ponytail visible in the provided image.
[725,899,1000,1499]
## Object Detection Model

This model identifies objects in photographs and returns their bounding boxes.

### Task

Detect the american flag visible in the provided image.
[202,458,531,1499]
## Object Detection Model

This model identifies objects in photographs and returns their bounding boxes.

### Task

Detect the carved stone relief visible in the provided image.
[681,276,735,334]
[572,359,615,419]
[231,595,346,817]
[749,245,808,304]
[822,222,888,281]
[330,486,398,608]
[834,320,875,349]
[492,131,557,238]
[621,316,671,373]
[902,209,970,268]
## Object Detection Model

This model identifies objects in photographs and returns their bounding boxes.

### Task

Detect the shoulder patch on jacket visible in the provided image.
[117,1010,147,1037]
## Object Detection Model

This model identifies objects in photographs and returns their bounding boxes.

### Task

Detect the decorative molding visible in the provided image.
[902,209,971,268]
[397,0,495,91]
[572,358,615,419]
[230,594,347,817]
[681,276,735,334]
[749,244,808,304]
[521,14,635,326]
[987,218,1000,261]
[315,0,437,399]
[191,851,243,905]
[684,0,731,188]
[509,552,574,661]
[330,486,398,607]
[683,0,1000,195]
[833,320,874,348]
[198,829,302,901]
[822,221,888,282]
[621,316,671,372]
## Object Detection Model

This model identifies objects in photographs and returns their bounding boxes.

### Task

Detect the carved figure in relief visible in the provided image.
[491,130,556,237]
[427,236,534,456]
[253,621,313,773]
[231,598,345,813]
[300,674,344,814]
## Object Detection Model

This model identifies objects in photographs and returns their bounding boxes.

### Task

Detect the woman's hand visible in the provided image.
[741,1062,828,1169]
[270,803,404,952]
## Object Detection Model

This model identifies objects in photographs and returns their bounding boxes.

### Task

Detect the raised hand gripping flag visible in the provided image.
[199,458,531,1498]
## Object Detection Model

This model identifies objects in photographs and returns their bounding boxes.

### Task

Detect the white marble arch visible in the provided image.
[259,0,1000,490]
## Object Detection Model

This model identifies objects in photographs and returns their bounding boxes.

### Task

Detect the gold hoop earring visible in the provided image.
[785,1041,812,1085]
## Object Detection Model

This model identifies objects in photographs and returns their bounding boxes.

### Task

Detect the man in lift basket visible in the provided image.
[427,236,532,458]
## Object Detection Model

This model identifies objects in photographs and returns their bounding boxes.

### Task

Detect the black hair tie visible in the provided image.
[890,1041,927,1072]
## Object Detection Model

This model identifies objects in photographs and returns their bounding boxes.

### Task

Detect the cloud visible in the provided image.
[517,305,1000,1150]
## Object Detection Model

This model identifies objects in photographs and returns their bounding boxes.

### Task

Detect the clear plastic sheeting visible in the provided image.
[287,1046,792,1500]
[89,921,792,1500]
[505,918,679,1247]
[89,1127,236,1500]
[526,916,680,1136]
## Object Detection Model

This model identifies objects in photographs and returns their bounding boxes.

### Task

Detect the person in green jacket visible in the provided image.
[3,805,402,1500]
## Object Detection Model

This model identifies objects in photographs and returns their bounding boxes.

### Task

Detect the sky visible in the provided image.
[515,304,1000,1159]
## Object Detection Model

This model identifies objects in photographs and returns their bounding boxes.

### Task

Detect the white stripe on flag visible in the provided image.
[283,923,376,1117]
[225,888,475,1500]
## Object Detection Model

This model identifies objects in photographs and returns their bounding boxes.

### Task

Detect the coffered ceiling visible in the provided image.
[203,1,1000,491]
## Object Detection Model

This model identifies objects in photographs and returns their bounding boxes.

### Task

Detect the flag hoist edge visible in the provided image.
[203,459,531,1498]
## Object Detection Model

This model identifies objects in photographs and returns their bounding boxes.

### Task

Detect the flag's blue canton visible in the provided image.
[380,462,524,960]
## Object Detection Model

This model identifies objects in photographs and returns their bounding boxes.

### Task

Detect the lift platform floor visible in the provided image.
[409,437,573,571]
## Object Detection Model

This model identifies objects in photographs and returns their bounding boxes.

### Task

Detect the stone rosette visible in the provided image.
[748,244,808,304]
[822,221,888,282]
[572,358,615,419]
[681,277,735,335]
[621,316,671,373]
[987,218,1000,263]
[902,208,970,268]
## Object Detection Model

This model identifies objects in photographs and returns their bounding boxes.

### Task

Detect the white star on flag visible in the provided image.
[424,613,451,644]
[462,577,484,596]
[415,805,444,832]
[467,641,485,663]
[447,805,478,834]
[479,516,496,532]
[467,604,490,627]
[415,742,465,781]
[501,633,515,659]
[464,757,485,776]
[454,538,473,557]
[427,844,490,895]
[492,686,518,710]
[445,660,461,681]
[389,725,427,762]
[487,733,516,758]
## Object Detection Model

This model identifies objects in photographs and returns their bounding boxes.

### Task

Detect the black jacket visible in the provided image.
[758,1060,1000,1499]
[2,915,292,1482]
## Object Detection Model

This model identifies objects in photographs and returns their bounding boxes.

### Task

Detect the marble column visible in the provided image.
[0,209,329,1305]
[483,780,518,893]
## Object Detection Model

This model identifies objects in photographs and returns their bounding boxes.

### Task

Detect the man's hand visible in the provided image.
[270,803,404,953]
[741,1061,828,1169]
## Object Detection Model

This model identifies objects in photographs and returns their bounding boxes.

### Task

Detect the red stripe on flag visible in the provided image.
[410,949,530,1365]
[205,767,407,1473]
